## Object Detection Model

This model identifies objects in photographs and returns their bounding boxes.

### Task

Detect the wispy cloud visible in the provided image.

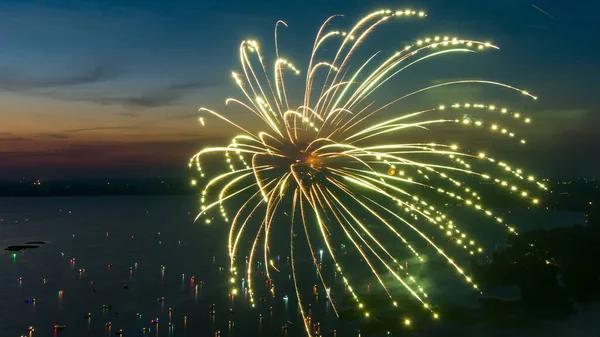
[43,133,70,139]
[118,112,141,118]
[37,126,134,139]
[59,126,134,133]
[35,114,202,140]
[45,80,220,109]
[0,138,209,165]
[0,136,31,142]
[142,113,200,125]
[0,132,32,142]
[0,65,119,92]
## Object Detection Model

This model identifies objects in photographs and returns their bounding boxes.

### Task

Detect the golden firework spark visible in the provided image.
[191,9,546,334]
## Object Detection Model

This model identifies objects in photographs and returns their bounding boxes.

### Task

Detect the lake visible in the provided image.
[0,195,595,337]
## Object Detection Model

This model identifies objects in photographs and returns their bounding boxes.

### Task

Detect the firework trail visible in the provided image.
[532,4,555,19]
[191,9,546,334]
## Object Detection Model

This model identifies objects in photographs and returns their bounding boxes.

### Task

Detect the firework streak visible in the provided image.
[191,9,547,334]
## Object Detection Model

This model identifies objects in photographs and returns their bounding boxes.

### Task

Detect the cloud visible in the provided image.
[118,112,141,118]
[35,115,202,140]
[0,136,31,142]
[43,133,70,139]
[59,126,134,133]
[0,132,31,142]
[0,65,119,92]
[0,138,209,166]
[46,80,220,109]
[142,113,200,125]
[37,126,134,139]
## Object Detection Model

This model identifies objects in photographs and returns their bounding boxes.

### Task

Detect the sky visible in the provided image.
[0,0,598,180]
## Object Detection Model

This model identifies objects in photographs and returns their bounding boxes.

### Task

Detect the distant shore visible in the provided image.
[0,179,195,197]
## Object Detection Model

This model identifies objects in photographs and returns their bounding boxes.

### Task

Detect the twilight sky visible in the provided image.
[0,0,598,180]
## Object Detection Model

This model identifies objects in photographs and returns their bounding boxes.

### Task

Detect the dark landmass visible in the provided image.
[5,241,47,251]
[0,177,196,197]
[5,245,40,251]
[339,203,599,334]
[0,176,596,202]
[472,213,600,306]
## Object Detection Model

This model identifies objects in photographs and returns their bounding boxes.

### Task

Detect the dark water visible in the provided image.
[1,196,596,337]
[0,196,354,337]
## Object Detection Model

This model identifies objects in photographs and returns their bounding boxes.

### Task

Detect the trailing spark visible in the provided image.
[191,8,545,335]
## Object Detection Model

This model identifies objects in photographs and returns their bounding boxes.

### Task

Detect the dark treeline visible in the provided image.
[339,204,599,335]
[0,178,195,197]
[473,211,600,305]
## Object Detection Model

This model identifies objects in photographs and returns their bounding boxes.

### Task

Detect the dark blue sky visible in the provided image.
[0,0,598,179]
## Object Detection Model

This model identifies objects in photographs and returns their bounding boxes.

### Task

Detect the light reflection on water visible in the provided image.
[0,196,356,337]
[0,196,592,337]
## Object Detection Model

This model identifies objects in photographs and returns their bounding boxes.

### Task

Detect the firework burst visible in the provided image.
[191,9,547,334]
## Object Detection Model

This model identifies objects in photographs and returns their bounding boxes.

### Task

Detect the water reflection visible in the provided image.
[0,196,590,337]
